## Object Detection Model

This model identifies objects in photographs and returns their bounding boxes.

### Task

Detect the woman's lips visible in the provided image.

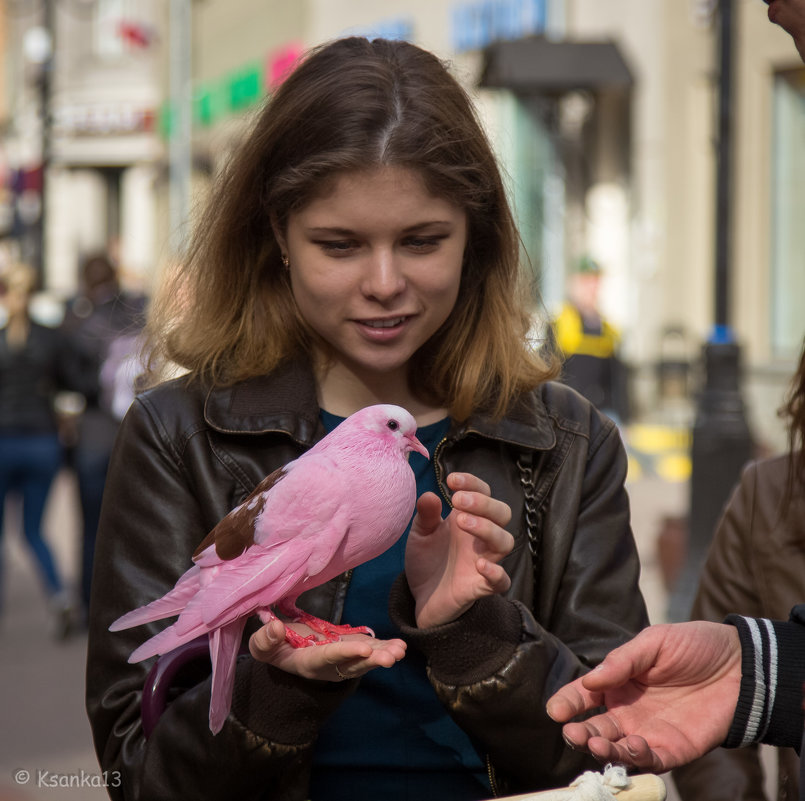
[360,316,407,329]
[354,315,411,340]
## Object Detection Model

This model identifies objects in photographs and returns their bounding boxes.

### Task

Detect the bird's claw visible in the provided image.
[283,627,320,648]
[282,615,376,649]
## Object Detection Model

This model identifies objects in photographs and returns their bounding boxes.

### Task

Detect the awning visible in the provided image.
[480,36,633,93]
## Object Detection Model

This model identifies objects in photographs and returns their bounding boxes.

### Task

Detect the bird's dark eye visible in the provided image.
[386,419,399,431]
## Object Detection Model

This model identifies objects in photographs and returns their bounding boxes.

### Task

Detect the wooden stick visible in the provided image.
[494,773,667,801]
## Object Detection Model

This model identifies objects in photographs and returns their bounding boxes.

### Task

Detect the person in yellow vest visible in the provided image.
[553,257,630,424]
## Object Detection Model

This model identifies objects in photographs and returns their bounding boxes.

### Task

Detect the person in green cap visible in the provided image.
[552,256,630,425]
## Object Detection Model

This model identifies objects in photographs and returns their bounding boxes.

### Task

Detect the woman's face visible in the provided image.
[279,165,467,389]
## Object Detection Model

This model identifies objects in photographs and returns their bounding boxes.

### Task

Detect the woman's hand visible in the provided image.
[249,619,407,682]
[405,472,513,629]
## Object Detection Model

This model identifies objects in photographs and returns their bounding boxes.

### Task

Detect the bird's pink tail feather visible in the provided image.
[127,614,209,663]
[109,567,201,632]
[126,576,272,663]
[208,617,248,734]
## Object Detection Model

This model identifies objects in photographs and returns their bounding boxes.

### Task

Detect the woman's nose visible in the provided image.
[360,249,406,301]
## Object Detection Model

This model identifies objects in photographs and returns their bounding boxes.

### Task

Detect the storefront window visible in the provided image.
[771,68,805,358]
[489,91,564,311]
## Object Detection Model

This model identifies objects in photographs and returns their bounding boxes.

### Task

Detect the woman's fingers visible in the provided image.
[476,558,511,593]
[448,473,513,557]
[413,491,444,533]
[249,618,286,660]
[448,473,512,524]
[249,622,407,681]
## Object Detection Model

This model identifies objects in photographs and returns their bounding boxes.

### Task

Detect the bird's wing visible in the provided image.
[252,452,353,553]
[191,448,352,564]
[193,466,288,561]
[186,452,360,630]
[195,529,343,629]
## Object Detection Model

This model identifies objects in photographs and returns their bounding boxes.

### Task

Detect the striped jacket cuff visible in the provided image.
[723,614,805,750]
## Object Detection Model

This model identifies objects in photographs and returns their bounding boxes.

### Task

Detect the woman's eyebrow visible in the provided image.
[305,220,455,236]
[305,226,356,237]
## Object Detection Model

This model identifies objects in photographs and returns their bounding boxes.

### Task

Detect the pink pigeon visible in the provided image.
[109,403,428,734]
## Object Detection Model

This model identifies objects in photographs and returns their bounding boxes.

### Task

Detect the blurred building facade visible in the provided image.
[1,0,165,293]
[0,0,801,449]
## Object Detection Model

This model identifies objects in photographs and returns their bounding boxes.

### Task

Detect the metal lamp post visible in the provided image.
[667,0,754,622]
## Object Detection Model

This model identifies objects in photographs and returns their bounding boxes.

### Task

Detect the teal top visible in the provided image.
[308,411,490,801]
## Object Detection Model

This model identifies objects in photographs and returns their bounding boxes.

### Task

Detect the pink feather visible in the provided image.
[110,404,428,734]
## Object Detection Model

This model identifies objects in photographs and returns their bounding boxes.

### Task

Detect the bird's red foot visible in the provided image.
[282,609,375,649]
[283,626,319,648]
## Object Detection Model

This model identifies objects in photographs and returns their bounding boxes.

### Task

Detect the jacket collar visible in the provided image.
[453,388,556,452]
[203,360,323,446]
[203,359,556,452]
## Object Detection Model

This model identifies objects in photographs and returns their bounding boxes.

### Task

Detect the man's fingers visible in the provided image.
[589,735,668,773]
[546,686,584,721]
[546,682,601,722]
[560,720,595,748]
[572,732,670,774]
[546,693,577,723]
[580,630,663,692]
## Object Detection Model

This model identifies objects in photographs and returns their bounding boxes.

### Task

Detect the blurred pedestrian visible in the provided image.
[671,334,805,801]
[0,263,76,637]
[60,252,147,623]
[552,256,630,425]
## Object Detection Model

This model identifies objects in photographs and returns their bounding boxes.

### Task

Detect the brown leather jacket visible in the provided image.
[86,361,648,800]
[672,455,805,801]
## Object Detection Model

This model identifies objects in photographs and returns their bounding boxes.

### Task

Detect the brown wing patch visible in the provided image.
[193,466,287,561]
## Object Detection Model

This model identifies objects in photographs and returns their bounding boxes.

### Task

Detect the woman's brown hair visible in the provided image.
[145,36,558,419]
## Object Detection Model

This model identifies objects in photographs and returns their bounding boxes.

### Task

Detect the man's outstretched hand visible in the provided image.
[546,621,742,773]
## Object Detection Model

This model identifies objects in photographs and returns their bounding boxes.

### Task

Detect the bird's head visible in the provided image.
[352,404,429,460]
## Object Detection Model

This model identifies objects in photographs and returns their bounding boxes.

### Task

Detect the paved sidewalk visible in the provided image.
[0,471,106,801]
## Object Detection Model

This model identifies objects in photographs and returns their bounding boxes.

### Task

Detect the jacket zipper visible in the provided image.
[432,436,452,508]
[486,754,499,796]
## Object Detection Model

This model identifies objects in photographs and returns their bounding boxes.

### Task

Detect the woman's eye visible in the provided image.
[317,240,357,255]
[403,235,443,252]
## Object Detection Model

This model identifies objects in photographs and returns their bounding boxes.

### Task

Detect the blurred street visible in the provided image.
[0,434,774,801]
[0,2,800,799]
[0,472,107,801]
[0,470,105,801]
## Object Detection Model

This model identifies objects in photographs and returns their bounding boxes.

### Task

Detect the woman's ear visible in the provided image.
[270,212,288,255]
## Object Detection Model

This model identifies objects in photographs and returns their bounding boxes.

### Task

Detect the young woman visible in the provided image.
[86,37,648,800]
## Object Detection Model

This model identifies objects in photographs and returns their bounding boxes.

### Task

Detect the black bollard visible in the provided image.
[667,335,753,621]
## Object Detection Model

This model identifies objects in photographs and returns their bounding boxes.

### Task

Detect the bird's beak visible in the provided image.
[406,434,429,459]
